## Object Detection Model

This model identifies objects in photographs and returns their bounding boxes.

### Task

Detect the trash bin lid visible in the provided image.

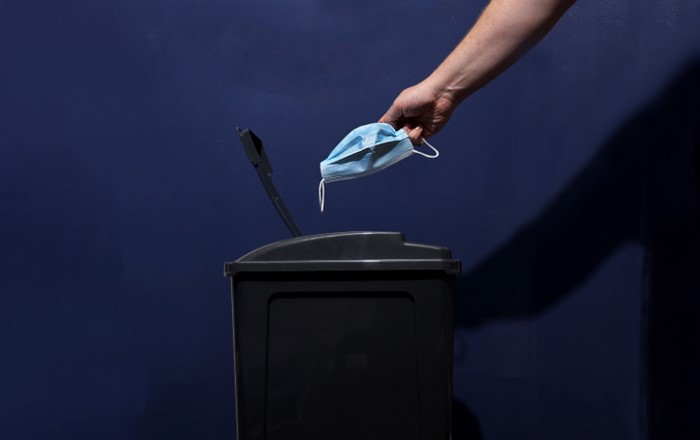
[225,232,461,276]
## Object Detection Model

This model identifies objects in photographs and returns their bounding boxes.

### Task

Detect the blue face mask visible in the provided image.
[318,122,439,211]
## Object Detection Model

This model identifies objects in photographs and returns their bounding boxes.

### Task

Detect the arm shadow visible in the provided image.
[454,56,700,329]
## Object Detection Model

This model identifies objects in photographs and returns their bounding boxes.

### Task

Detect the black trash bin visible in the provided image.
[225,231,460,440]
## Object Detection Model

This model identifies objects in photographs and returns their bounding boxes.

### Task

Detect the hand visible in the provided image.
[379,79,458,144]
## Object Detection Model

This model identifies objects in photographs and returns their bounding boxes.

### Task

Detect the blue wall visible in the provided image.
[2,0,698,439]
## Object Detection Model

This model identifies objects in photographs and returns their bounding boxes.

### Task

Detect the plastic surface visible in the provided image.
[237,127,303,237]
[225,231,461,275]
[226,231,459,440]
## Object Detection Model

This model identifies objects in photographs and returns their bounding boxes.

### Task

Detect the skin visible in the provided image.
[379,0,577,144]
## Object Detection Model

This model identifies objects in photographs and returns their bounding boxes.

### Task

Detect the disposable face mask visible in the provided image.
[318,122,439,211]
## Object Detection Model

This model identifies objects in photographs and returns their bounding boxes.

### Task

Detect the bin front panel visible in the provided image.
[231,272,453,440]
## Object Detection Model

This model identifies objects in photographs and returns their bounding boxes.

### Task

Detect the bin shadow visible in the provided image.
[452,398,483,440]
[453,56,700,439]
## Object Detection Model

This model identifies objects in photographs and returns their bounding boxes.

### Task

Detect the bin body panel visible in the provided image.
[226,233,458,440]
[265,293,420,440]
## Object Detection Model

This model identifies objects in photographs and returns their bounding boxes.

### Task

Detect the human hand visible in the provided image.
[379,79,458,144]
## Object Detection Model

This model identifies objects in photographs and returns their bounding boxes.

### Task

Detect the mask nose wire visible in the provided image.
[413,137,440,158]
[318,178,326,212]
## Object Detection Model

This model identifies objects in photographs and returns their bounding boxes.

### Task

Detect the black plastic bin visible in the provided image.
[224,231,460,440]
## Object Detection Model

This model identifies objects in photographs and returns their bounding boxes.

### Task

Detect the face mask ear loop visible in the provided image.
[318,178,326,212]
[412,137,440,158]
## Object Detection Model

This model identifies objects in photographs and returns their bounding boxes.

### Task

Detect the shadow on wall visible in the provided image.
[129,59,698,439]
[452,56,699,439]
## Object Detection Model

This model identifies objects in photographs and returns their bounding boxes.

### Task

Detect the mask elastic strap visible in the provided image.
[318,178,326,212]
[412,137,440,158]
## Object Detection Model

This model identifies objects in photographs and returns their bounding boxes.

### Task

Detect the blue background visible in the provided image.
[1,0,699,439]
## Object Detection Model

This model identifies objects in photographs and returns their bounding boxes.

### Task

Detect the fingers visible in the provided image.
[406,125,424,145]
[380,83,433,143]
[379,102,422,144]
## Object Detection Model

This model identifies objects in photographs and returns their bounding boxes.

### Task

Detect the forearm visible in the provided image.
[427,0,575,103]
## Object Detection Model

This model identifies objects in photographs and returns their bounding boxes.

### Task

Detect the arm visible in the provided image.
[380,0,576,143]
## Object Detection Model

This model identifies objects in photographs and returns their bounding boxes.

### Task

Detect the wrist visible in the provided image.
[424,72,466,107]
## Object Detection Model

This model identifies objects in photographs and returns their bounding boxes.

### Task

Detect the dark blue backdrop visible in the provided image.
[2,1,699,439]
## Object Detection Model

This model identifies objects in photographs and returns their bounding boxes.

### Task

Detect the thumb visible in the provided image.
[379,102,403,127]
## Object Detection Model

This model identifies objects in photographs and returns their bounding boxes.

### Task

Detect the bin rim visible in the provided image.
[225,231,461,277]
